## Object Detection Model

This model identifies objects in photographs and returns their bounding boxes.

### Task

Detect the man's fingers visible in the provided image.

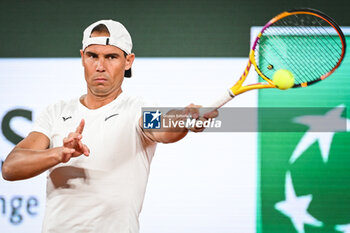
[77,140,85,152]
[183,103,219,133]
[188,124,206,133]
[65,134,89,156]
[63,133,82,146]
[60,119,88,158]
[203,109,219,119]
[63,137,74,144]
[185,104,202,119]
[63,147,75,154]
[68,132,82,139]
[75,119,85,134]
[82,145,90,156]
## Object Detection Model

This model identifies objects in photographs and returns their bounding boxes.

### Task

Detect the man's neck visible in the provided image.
[81,89,123,109]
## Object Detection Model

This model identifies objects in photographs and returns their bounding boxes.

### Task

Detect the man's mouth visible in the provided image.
[94,76,108,83]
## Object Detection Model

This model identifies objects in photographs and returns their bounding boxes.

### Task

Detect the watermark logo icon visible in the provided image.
[143,110,162,129]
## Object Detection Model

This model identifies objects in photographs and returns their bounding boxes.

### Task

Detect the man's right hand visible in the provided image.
[2,119,90,181]
[60,119,90,163]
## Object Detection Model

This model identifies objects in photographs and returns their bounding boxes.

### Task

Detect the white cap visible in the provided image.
[82,19,132,54]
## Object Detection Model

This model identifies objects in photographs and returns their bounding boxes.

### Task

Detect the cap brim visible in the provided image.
[125,68,132,78]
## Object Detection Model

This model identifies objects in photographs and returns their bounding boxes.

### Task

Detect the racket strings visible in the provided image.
[264,26,322,83]
[256,38,306,83]
[272,23,335,82]
[312,16,343,54]
[273,15,341,79]
[292,15,342,63]
[257,31,318,84]
[256,12,343,85]
[264,24,336,83]
[279,20,337,66]
[311,18,343,62]
[257,31,315,84]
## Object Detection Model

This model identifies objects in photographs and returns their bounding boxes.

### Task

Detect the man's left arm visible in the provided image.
[138,104,219,144]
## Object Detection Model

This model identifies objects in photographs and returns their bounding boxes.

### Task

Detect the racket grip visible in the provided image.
[199,89,234,116]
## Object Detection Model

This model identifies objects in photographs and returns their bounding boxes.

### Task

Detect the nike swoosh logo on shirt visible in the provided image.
[62,116,72,121]
[105,113,119,121]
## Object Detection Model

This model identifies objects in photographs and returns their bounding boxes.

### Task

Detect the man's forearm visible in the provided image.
[2,147,61,181]
[140,104,218,144]
[140,109,190,143]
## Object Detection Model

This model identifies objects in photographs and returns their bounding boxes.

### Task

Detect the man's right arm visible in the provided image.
[2,119,89,181]
[2,132,63,181]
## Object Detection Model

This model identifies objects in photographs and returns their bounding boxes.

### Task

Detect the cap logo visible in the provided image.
[106,38,109,45]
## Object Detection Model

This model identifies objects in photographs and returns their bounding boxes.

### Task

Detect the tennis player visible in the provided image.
[1,20,218,233]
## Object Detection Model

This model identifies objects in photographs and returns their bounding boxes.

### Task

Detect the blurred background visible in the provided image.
[1,0,349,58]
[1,1,350,233]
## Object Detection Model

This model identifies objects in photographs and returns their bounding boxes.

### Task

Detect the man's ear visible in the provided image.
[125,53,135,70]
[80,50,84,66]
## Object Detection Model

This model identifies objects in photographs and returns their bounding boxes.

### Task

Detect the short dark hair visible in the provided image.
[91,24,110,35]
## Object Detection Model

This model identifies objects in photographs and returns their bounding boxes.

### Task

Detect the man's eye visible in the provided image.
[86,53,97,58]
[108,56,116,59]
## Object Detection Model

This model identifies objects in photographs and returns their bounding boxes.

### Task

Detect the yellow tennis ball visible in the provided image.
[272,69,295,90]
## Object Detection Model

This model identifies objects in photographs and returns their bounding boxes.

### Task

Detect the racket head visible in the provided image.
[251,8,346,88]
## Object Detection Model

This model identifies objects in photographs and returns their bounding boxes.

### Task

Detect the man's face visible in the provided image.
[80,31,134,97]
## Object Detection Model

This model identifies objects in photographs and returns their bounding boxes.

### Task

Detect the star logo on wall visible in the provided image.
[275,172,323,233]
[289,105,350,164]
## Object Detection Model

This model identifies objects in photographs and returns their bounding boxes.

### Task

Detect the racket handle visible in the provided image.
[199,89,235,116]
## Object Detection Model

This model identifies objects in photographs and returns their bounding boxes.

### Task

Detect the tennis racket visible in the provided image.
[204,8,346,112]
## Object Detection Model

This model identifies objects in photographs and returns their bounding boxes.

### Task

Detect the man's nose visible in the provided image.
[96,58,105,72]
